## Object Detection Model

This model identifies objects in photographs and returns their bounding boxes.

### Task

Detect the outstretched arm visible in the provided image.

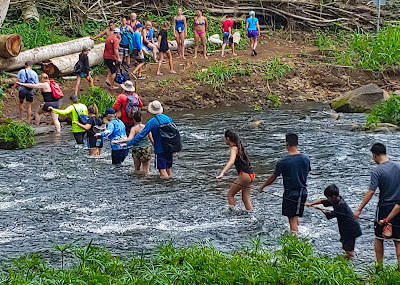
[91,29,107,40]
[52,105,74,115]
[216,146,238,179]
[354,190,375,218]
[17,82,46,89]
[258,174,277,192]
[305,200,323,207]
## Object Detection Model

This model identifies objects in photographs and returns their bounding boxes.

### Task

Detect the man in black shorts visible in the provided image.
[11,61,39,123]
[354,143,400,265]
[259,133,311,234]
[104,28,122,90]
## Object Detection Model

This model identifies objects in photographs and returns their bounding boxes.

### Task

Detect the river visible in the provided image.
[0,103,399,266]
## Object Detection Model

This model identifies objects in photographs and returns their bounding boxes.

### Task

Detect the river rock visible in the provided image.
[367,123,399,132]
[33,125,55,136]
[330,83,389,113]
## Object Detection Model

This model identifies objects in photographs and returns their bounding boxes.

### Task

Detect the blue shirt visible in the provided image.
[146,28,154,41]
[369,161,400,206]
[132,31,142,50]
[246,17,258,31]
[17,68,39,92]
[120,26,132,46]
[126,114,173,154]
[100,119,128,150]
[274,153,311,196]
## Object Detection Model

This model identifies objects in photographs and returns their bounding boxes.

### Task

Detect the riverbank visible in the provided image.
[0,235,397,284]
[2,34,399,124]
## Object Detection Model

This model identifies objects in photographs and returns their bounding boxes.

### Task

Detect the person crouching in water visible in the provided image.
[305,184,362,259]
[72,104,104,156]
[216,130,254,211]
[113,111,153,174]
[95,109,129,164]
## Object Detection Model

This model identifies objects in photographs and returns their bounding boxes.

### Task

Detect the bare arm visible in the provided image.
[256,21,260,35]
[305,200,323,207]
[91,29,107,39]
[184,17,187,37]
[11,78,20,96]
[204,17,208,31]
[148,131,154,144]
[216,146,238,179]
[258,174,278,192]
[173,16,177,37]
[157,35,162,49]
[17,82,46,89]
[72,121,91,131]
[354,190,375,218]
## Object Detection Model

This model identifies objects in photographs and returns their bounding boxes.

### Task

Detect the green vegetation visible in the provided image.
[314,24,400,71]
[261,57,293,83]
[1,235,399,284]
[79,87,115,116]
[0,120,35,150]
[366,95,400,126]
[267,94,282,107]
[90,61,108,77]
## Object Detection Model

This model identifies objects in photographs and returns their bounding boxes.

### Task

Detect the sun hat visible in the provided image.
[249,11,255,16]
[113,27,121,33]
[148,100,163,115]
[105,108,116,115]
[121,80,135,92]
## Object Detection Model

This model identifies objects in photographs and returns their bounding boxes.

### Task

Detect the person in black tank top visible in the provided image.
[217,130,255,211]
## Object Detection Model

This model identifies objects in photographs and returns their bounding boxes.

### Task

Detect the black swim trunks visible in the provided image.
[375,204,400,240]
[282,193,307,217]
[19,89,34,102]
[104,59,118,74]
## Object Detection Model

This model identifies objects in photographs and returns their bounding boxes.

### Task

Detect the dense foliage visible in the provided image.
[366,95,400,126]
[79,87,115,116]
[1,235,399,284]
[314,24,400,71]
[0,120,35,149]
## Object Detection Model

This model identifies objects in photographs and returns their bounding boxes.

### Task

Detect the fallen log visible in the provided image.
[23,1,39,22]
[0,37,94,71]
[0,0,10,28]
[168,38,195,50]
[41,43,105,77]
[0,34,21,58]
[208,32,241,44]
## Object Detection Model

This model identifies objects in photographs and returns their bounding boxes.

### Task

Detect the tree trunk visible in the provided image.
[0,37,94,71]
[0,34,22,58]
[23,1,39,22]
[208,32,241,44]
[168,38,195,50]
[41,43,105,77]
[0,0,10,28]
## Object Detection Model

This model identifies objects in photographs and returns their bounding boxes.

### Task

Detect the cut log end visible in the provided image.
[0,34,22,58]
[42,62,59,78]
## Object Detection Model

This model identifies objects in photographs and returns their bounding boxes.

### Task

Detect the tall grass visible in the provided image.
[0,120,35,149]
[3,235,394,284]
[79,87,115,116]
[366,95,400,126]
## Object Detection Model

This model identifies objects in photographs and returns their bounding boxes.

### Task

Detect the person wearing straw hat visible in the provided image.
[113,80,143,135]
[120,100,175,178]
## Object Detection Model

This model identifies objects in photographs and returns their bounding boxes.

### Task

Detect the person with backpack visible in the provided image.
[74,47,94,97]
[17,73,61,133]
[49,96,88,144]
[95,108,129,165]
[120,100,181,179]
[11,61,39,123]
[112,80,143,135]
[71,104,104,156]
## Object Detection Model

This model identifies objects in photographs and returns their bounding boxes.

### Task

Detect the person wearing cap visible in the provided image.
[71,104,104,156]
[95,108,129,164]
[104,28,122,90]
[74,47,94,97]
[120,100,175,178]
[246,11,260,56]
[131,23,146,79]
[113,80,143,135]
[50,96,88,144]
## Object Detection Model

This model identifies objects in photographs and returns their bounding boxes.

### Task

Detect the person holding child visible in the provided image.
[306,184,362,259]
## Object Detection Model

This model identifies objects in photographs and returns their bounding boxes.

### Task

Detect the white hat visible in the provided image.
[113,27,121,33]
[249,11,255,15]
[121,80,135,92]
[148,100,163,115]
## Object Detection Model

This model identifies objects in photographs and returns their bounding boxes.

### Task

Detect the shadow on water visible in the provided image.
[0,102,399,266]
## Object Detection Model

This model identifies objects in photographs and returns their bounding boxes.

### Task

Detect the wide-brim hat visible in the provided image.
[148,100,163,115]
[121,80,135,92]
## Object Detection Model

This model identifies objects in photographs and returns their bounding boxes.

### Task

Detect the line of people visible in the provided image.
[218,131,400,265]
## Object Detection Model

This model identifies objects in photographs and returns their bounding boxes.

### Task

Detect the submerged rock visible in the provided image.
[330,83,389,113]
[366,123,399,133]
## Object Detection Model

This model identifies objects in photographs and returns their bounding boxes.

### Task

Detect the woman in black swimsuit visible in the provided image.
[18,73,61,132]
[217,130,255,211]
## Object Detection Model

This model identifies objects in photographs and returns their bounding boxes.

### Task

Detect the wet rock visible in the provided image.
[251,120,262,128]
[330,83,389,113]
[330,113,340,120]
[350,123,363,131]
[33,125,55,136]
[367,123,399,133]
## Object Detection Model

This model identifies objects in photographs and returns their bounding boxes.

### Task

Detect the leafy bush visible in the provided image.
[79,87,115,116]
[0,120,35,149]
[366,95,400,126]
[261,57,293,82]
[1,16,72,49]
[267,94,282,107]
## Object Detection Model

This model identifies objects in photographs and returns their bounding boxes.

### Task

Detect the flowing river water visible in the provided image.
[1,103,399,265]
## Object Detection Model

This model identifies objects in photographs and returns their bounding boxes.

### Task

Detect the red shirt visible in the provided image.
[222,20,234,33]
[103,34,120,60]
[113,93,144,124]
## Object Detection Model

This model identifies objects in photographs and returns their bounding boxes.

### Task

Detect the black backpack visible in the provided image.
[155,115,182,153]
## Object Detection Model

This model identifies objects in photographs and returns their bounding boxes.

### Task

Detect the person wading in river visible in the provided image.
[216,130,254,211]
[11,61,39,123]
[120,100,176,178]
[354,143,400,266]
[50,96,88,145]
[258,133,311,234]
